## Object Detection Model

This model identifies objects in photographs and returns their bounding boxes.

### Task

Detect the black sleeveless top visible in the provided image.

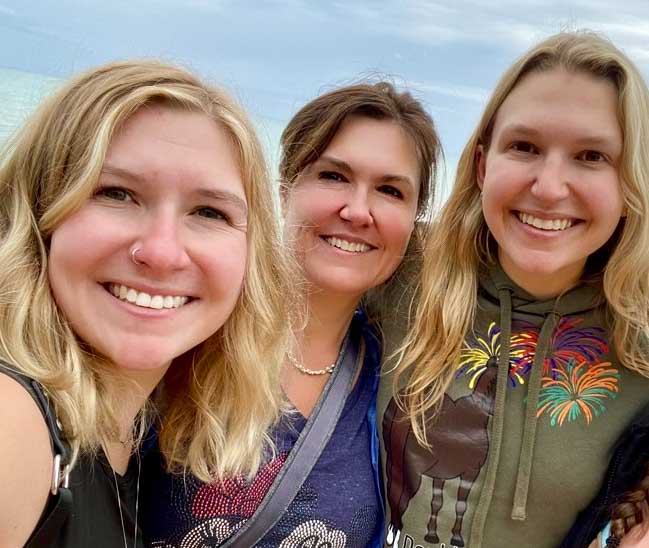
[0,364,144,548]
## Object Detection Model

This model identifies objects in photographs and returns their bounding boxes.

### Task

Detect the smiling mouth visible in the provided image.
[322,236,373,253]
[516,211,577,232]
[106,283,191,310]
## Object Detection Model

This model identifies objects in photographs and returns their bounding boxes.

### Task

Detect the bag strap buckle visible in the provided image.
[51,453,70,495]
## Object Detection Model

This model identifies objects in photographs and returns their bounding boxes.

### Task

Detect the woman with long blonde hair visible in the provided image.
[0,60,290,547]
[379,31,649,548]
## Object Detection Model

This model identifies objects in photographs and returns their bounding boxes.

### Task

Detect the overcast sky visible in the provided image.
[2,0,649,198]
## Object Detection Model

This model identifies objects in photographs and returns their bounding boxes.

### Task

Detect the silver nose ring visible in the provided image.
[131,247,143,265]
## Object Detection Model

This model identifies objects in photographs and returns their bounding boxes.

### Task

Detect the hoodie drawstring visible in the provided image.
[511,311,559,520]
[469,288,513,548]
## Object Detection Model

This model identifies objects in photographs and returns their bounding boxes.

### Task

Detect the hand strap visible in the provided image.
[222,318,363,547]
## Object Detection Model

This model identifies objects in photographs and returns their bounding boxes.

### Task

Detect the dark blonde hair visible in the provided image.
[0,60,291,480]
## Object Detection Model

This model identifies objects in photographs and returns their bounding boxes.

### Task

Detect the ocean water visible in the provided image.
[0,66,61,145]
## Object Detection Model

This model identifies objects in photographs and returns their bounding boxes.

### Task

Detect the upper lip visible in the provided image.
[321,234,377,248]
[102,281,195,298]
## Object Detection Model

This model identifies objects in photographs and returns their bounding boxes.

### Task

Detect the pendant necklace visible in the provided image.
[111,453,141,548]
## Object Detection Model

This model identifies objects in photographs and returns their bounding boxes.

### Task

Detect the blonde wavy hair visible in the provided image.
[0,60,292,480]
[394,31,649,444]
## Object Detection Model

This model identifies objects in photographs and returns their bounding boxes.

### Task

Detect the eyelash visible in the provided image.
[378,185,404,199]
[510,141,538,154]
[318,170,348,183]
[318,171,405,200]
[95,186,232,224]
[577,150,607,163]
[509,142,609,165]
[192,207,231,223]
[95,185,134,202]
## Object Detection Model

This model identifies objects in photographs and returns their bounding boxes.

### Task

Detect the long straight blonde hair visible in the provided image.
[0,60,292,480]
[394,31,649,444]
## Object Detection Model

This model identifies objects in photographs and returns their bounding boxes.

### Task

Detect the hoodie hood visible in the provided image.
[479,263,605,318]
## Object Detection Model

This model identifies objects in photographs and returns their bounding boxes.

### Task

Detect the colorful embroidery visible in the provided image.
[517,317,608,377]
[458,318,618,427]
[458,321,534,387]
[537,358,619,426]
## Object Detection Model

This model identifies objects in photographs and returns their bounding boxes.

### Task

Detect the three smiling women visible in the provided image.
[1,29,649,548]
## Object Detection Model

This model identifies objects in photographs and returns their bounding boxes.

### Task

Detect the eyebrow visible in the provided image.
[101,163,248,214]
[195,188,248,215]
[317,155,415,187]
[500,124,620,149]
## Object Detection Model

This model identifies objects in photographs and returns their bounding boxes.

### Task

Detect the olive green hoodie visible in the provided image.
[378,264,649,548]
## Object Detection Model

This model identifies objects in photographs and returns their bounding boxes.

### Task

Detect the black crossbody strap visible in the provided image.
[223,319,363,547]
[0,361,70,472]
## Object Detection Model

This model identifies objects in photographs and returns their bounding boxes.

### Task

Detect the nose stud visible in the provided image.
[131,247,143,266]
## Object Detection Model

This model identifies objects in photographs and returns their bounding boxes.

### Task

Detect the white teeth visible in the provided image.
[126,289,137,303]
[324,237,372,253]
[518,212,573,231]
[108,284,190,310]
[135,293,151,307]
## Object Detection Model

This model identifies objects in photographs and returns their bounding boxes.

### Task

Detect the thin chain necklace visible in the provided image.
[287,352,336,376]
[111,453,141,548]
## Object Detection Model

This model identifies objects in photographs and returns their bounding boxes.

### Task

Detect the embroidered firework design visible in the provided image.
[457,321,534,387]
[537,358,619,426]
[458,318,618,427]
[541,317,608,377]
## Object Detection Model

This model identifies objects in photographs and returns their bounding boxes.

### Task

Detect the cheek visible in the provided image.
[383,208,417,255]
[286,186,342,226]
[200,236,248,298]
[47,215,95,302]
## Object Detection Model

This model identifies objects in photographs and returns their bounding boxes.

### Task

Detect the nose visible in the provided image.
[531,154,571,203]
[339,187,373,227]
[131,214,191,272]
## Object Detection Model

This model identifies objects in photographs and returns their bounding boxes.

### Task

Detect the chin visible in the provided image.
[105,348,176,373]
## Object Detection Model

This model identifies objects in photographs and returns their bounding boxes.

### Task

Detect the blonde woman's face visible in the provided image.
[477,68,624,298]
[48,106,248,374]
[285,115,419,300]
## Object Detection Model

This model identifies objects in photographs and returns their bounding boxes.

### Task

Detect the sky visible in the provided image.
[1,0,649,200]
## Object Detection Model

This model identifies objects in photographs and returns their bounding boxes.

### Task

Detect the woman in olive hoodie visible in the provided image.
[378,31,649,548]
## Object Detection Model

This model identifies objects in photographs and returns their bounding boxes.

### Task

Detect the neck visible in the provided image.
[499,253,585,300]
[103,363,170,473]
[302,289,361,353]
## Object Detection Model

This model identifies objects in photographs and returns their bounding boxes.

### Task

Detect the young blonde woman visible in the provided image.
[0,60,290,547]
[141,82,441,547]
[379,32,649,548]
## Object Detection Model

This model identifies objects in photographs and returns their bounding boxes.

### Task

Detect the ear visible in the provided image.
[476,144,487,191]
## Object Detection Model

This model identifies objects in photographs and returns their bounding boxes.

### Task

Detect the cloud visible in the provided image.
[323,0,649,54]
[410,80,490,103]
[0,4,16,16]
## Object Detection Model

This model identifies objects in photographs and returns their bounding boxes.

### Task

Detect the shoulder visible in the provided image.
[0,371,53,545]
